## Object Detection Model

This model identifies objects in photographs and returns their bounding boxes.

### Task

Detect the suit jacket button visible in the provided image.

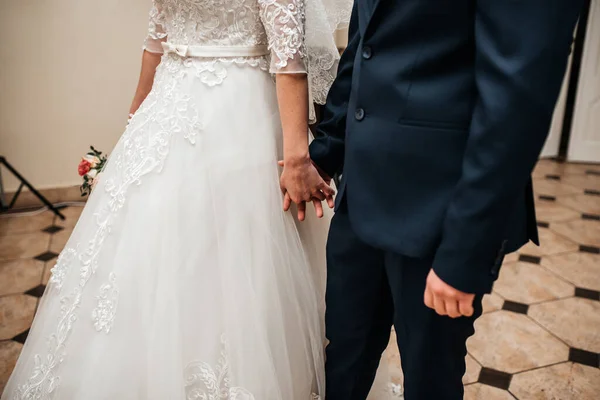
[362,46,372,59]
[355,108,365,121]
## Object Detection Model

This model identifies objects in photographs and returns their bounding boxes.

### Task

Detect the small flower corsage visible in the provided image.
[78,146,107,196]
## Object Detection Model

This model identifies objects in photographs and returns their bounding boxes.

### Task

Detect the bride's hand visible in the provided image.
[278,158,335,221]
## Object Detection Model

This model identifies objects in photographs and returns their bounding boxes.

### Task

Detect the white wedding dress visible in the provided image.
[2,1,398,399]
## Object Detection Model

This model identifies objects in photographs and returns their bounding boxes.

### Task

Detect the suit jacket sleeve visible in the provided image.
[309,3,360,178]
[432,0,583,294]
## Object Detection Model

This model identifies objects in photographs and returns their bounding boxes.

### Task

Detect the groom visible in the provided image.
[282,1,584,399]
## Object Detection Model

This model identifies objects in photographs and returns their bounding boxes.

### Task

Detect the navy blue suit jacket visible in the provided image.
[310,0,583,293]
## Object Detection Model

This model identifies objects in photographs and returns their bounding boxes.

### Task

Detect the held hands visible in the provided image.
[278,157,335,221]
[424,269,475,318]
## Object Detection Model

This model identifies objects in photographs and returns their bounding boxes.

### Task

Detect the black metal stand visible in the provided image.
[0,156,65,220]
[558,0,592,160]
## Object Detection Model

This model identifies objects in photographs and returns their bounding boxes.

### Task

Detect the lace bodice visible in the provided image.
[141,0,351,122]
[144,0,306,74]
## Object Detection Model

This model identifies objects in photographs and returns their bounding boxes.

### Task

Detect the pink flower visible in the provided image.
[78,159,91,176]
[83,154,101,168]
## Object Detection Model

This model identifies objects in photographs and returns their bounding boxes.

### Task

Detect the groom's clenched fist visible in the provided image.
[424,269,475,318]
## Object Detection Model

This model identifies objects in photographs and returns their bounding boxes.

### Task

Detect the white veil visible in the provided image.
[304,0,353,122]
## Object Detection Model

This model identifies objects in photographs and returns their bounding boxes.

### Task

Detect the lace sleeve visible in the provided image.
[259,0,352,122]
[258,0,307,74]
[143,3,167,54]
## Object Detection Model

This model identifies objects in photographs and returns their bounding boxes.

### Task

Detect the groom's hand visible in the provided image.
[424,269,475,318]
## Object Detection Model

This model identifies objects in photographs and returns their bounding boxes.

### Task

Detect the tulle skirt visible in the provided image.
[2,59,332,399]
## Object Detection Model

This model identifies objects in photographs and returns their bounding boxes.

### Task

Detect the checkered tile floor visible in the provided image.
[1,160,599,399]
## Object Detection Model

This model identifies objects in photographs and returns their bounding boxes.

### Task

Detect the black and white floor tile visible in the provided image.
[1,160,600,398]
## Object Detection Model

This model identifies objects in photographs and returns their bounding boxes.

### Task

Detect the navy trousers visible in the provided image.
[325,201,483,400]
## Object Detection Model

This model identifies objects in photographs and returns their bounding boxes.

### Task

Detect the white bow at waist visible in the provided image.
[161,42,270,58]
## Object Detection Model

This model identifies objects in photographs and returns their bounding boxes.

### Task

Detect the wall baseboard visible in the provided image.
[2,185,85,210]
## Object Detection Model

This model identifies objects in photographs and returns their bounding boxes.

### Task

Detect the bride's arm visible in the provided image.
[260,1,311,164]
[129,51,162,116]
[129,3,167,116]
[259,0,335,219]
[276,74,310,170]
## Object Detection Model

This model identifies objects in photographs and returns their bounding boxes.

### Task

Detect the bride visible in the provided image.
[2,0,400,399]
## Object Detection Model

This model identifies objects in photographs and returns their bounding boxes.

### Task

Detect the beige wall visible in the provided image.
[0,3,349,193]
[0,0,150,191]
